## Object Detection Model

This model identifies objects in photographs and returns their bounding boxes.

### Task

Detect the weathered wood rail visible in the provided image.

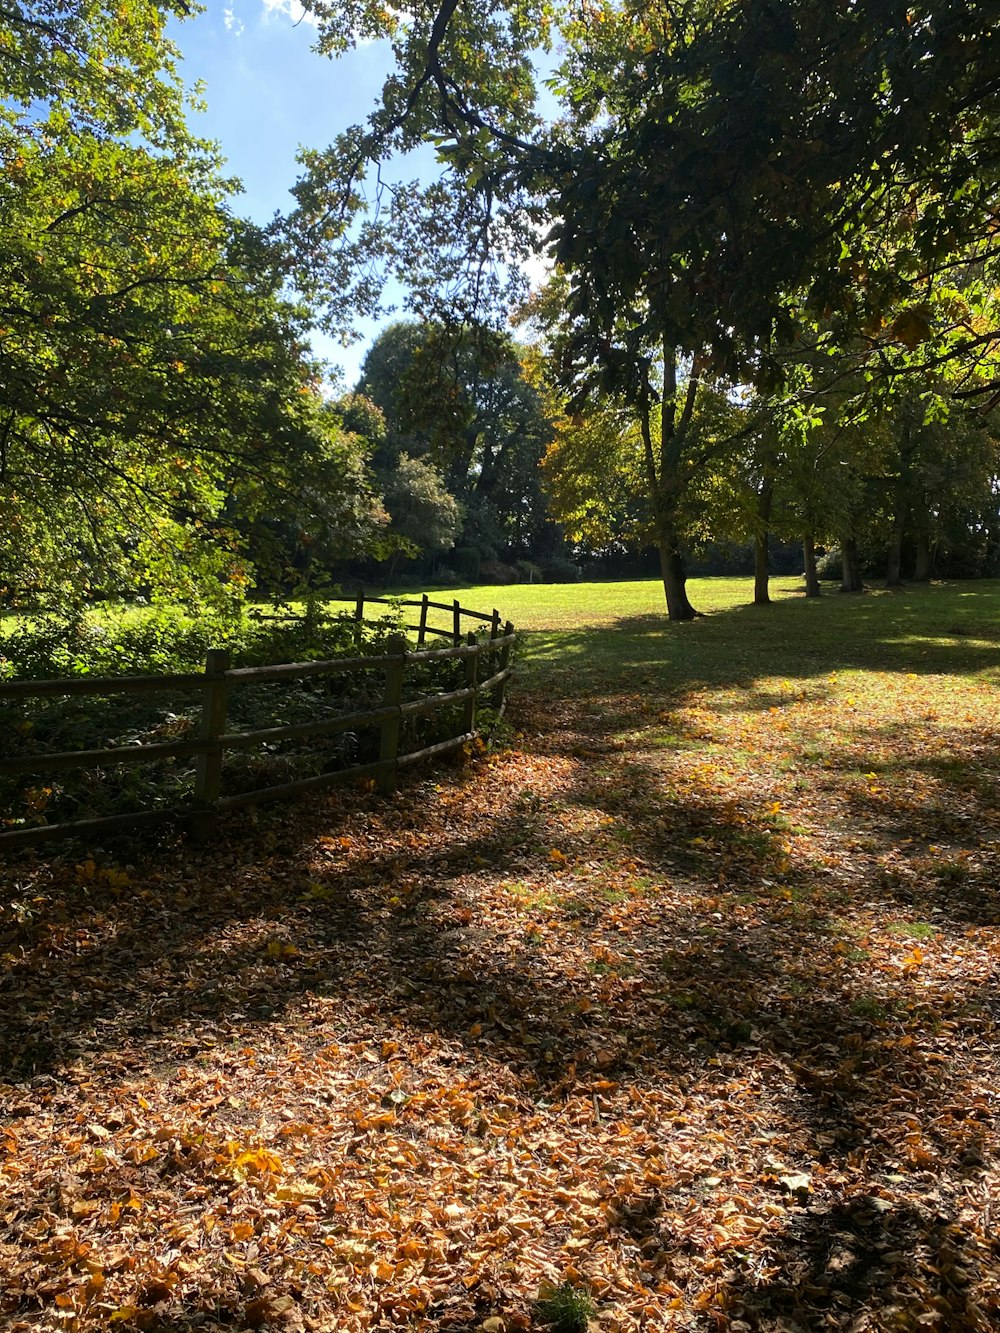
[0,595,515,849]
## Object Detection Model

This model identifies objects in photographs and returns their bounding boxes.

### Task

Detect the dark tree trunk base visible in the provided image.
[660,543,697,621]
[803,533,821,598]
[754,533,771,605]
[841,536,863,593]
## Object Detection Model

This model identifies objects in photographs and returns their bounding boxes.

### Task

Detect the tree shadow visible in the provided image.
[712,1195,999,1331]
[2,758,994,1184]
[524,591,1000,706]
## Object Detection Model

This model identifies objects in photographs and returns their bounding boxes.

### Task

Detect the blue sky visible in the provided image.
[168,1,403,387]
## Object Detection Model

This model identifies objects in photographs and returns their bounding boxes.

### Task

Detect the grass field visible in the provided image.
[3,577,1000,1332]
[410,573,1000,692]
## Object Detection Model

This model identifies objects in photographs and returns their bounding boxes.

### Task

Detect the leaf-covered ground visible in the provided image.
[3,581,1000,1332]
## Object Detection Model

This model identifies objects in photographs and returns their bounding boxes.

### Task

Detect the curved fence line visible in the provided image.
[0,598,515,850]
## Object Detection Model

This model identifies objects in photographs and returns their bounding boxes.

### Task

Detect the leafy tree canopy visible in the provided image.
[0,3,387,610]
[2,0,200,147]
[293,0,1000,396]
[357,319,557,560]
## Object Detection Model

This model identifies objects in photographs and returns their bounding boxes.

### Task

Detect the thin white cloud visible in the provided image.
[261,0,320,27]
[224,4,245,35]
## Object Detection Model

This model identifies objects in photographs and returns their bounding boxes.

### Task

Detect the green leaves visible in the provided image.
[0,0,201,150]
[0,125,387,608]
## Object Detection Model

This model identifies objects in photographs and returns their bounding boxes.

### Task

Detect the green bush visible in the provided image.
[0,604,393,680]
[539,555,581,583]
[0,604,501,836]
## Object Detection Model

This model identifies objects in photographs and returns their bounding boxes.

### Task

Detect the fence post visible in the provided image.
[192,648,231,840]
[463,630,479,738]
[492,621,515,712]
[418,593,429,647]
[354,588,365,649]
[452,598,461,644]
[378,633,407,794]
[489,608,500,677]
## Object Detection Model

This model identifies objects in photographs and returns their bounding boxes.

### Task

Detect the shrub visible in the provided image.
[0,602,503,835]
[539,555,581,583]
[514,560,543,583]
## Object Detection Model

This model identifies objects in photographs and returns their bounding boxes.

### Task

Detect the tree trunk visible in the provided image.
[659,538,697,621]
[754,475,774,605]
[885,523,904,587]
[637,350,699,623]
[803,532,821,597]
[840,536,863,592]
[754,534,770,604]
[913,532,932,582]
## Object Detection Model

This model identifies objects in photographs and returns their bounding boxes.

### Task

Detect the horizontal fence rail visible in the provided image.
[0,594,515,849]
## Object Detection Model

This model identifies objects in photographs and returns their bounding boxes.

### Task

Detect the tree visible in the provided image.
[1,0,196,145]
[237,396,389,601]
[0,4,386,609]
[288,0,1000,613]
[543,0,1000,390]
[878,387,1000,583]
[0,131,378,606]
[382,453,463,572]
[527,268,758,617]
[357,320,558,564]
[294,1,1000,376]
[538,398,649,559]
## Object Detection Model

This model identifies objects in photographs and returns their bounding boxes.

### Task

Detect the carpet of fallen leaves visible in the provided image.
[3,649,1000,1332]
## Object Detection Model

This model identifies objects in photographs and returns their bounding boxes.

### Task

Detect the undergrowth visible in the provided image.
[0,604,498,834]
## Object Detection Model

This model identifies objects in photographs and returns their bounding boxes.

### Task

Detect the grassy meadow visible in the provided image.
[3,576,1000,1332]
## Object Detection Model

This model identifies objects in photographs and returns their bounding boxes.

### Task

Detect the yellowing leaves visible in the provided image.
[273,1180,322,1204]
[266,939,300,960]
[889,305,933,349]
[75,859,131,889]
[223,1144,285,1182]
[901,945,925,972]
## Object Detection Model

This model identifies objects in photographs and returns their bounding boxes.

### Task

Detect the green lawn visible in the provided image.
[375,572,801,629]
[390,575,1000,694]
[9,574,1000,696]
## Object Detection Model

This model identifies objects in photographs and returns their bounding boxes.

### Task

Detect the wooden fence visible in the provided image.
[0,595,515,850]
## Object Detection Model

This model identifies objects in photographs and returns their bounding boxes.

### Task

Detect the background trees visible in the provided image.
[282,0,1000,611]
[5,0,1000,617]
[356,321,562,576]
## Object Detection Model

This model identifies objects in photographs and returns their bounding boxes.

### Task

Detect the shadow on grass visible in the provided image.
[3,583,998,1093]
[1,765,993,1153]
[523,588,1000,700]
[714,1195,996,1330]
